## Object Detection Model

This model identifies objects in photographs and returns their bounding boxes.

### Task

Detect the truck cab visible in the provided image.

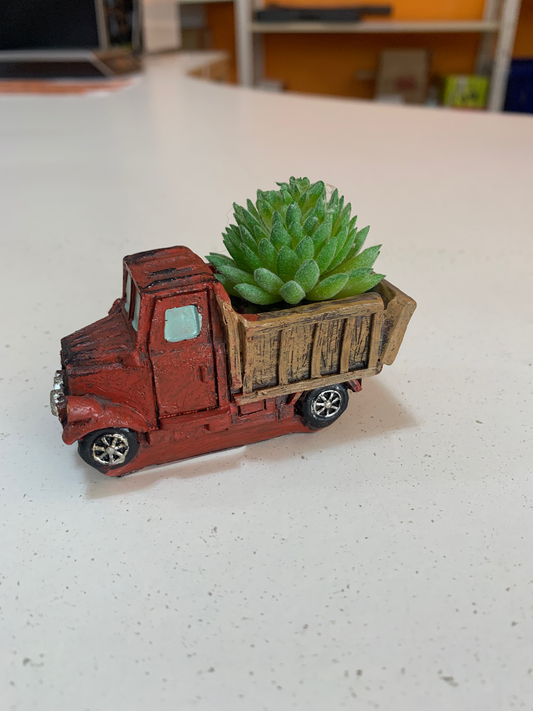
[51,246,314,475]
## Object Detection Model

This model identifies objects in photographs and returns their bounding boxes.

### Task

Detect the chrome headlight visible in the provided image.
[50,370,66,418]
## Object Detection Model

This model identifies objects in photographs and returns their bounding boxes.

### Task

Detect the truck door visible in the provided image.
[149,290,218,417]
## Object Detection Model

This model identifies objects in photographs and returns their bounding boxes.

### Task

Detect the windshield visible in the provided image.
[124,273,132,313]
[124,271,141,332]
[132,291,141,332]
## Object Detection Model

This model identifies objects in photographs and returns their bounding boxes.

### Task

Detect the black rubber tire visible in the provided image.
[78,428,139,473]
[298,384,349,429]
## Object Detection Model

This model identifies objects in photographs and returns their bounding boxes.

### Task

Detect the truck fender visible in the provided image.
[62,395,153,445]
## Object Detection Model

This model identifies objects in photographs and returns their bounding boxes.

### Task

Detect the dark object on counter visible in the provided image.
[0,0,141,79]
[255,4,391,23]
[0,50,141,79]
[504,59,533,114]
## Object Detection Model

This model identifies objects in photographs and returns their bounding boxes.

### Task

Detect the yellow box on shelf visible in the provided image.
[442,75,489,109]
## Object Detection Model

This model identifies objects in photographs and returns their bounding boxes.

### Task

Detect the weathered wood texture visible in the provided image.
[216,280,416,404]
[375,280,418,366]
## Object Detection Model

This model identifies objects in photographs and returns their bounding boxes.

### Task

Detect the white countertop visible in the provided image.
[1,54,533,711]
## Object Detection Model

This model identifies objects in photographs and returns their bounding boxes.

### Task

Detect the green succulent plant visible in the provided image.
[207,177,385,307]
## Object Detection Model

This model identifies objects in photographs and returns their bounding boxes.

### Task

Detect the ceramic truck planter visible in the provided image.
[50,245,416,476]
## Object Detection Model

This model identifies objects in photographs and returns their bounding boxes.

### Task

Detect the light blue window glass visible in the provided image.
[124,273,132,313]
[165,305,202,342]
[132,292,141,332]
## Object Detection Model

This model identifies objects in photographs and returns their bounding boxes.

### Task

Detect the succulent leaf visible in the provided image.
[312,213,333,251]
[303,215,319,236]
[246,199,262,224]
[307,273,349,301]
[277,246,300,282]
[315,237,338,272]
[336,270,386,299]
[216,263,256,285]
[294,259,320,292]
[258,238,278,272]
[214,273,239,297]
[351,225,370,256]
[222,236,248,271]
[286,202,302,226]
[235,283,282,305]
[241,242,264,272]
[288,220,304,247]
[295,235,315,262]
[314,194,326,222]
[279,280,306,305]
[257,198,274,226]
[306,180,325,210]
[239,225,259,254]
[334,244,381,274]
[270,218,292,251]
[207,253,237,271]
[254,268,284,295]
[326,231,356,273]
[207,178,384,306]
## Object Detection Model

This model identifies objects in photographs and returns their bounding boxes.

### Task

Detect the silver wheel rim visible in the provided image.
[92,433,129,466]
[311,389,343,419]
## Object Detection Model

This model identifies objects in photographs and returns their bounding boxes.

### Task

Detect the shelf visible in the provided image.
[179,0,234,4]
[250,19,500,34]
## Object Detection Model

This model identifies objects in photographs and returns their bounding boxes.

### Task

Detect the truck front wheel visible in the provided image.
[78,428,139,472]
[299,384,349,429]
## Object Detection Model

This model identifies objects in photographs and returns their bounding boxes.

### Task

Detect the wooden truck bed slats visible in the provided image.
[215,280,416,406]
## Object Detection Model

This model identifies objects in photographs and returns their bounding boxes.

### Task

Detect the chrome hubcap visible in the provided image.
[92,433,129,466]
[311,389,342,419]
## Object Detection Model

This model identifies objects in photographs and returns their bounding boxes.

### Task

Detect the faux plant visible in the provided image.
[207,177,385,306]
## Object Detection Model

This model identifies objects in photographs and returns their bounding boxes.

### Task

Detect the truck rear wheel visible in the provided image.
[78,428,139,472]
[299,384,349,429]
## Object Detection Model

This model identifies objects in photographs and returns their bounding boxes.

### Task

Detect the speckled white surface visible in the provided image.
[1,55,533,711]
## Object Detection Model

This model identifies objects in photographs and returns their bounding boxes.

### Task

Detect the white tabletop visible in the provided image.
[1,54,533,711]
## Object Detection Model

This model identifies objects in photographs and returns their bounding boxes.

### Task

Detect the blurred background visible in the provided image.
[1,0,532,111]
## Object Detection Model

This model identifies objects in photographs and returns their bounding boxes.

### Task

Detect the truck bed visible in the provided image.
[215,280,416,404]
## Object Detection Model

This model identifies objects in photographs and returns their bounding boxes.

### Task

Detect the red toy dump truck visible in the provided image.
[51,246,416,476]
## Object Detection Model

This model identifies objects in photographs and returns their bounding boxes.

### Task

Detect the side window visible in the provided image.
[165,305,202,343]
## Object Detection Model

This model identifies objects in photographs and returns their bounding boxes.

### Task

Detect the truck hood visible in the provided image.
[61,301,134,369]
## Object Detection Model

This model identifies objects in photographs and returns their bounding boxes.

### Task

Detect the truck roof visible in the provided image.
[124,246,214,292]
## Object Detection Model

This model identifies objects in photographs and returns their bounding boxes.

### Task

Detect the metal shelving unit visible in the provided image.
[234,0,523,111]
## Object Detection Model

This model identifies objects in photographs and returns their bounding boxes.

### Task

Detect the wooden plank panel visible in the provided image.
[340,316,356,373]
[286,323,314,382]
[376,280,417,366]
[246,292,383,331]
[310,321,327,379]
[235,367,380,405]
[277,327,291,386]
[367,311,384,368]
[320,319,344,375]
[249,329,280,390]
[348,315,371,370]
[242,331,255,394]
[215,295,243,389]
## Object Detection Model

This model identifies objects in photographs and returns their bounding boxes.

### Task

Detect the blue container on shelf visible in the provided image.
[504,59,533,114]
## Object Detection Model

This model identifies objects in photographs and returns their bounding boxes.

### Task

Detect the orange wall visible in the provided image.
[514,0,533,55]
[206,0,533,98]
[206,2,237,82]
[265,33,481,98]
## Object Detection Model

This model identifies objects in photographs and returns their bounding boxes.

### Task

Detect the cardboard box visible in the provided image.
[375,49,430,105]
